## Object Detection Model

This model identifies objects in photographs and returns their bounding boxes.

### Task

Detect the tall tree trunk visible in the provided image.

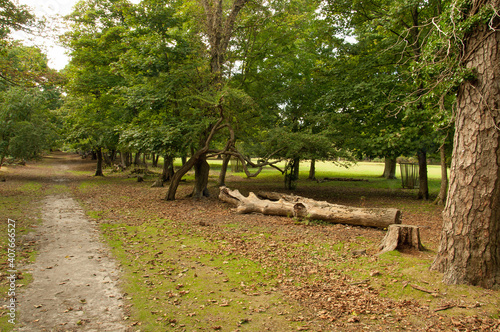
[192,156,210,198]
[134,152,141,166]
[417,149,429,200]
[120,151,127,167]
[152,153,158,168]
[285,158,300,190]
[94,147,104,177]
[103,152,111,166]
[431,2,500,288]
[434,144,448,205]
[382,157,397,179]
[308,159,316,180]
[162,155,174,183]
[218,154,231,187]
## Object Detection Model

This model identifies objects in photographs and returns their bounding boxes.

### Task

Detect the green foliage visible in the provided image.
[0,0,37,39]
[0,85,60,164]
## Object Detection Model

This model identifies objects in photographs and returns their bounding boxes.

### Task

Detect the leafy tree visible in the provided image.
[228,0,351,189]
[0,41,62,166]
[62,0,131,176]
[0,0,36,38]
[324,0,450,199]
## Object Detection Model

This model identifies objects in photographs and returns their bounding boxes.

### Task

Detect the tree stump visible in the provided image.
[379,224,424,254]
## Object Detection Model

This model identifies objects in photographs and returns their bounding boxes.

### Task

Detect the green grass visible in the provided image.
[100,221,302,331]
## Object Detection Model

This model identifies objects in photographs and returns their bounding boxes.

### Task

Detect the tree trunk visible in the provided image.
[94,147,104,177]
[220,187,401,229]
[434,145,448,205]
[120,151,127,168]
[218,154,231,187]
[103,151,111,166]
[431,6,500,288]
[417,149,429,200]
[382,157,397,179]
[192,156,210,198]
[285,158,300,190]
[134,152,141,166]
[161,155,174,182]
[308,159,316,180]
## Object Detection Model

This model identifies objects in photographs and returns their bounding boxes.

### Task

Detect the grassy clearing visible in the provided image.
[101,221,306,331]
[4,154,499,331]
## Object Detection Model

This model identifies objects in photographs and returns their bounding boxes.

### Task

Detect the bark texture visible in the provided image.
[220,187,401,229]
[382,157,397,179]
[431,5,500,288]
[417,149,429,200]
[379,225,424,254]
[218,154,231,187]
[434,145,448,205]
[192,157,210,198]
[94,148,104,177]
[308,159,316,180]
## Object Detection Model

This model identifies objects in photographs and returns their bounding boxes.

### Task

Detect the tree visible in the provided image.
[0,43,62,166]
[0,0,36,39]
[430,0,500,288]
[324,0,448,199]
[164,0,251,200]
[228,0,351,190]
[62,0,131,176]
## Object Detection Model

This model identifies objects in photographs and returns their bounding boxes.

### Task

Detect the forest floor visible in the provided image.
[1,152,499,331]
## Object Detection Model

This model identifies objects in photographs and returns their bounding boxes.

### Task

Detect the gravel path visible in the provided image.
[15,195,127,331]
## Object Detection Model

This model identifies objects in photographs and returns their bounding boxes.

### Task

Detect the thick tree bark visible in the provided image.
[431,4,500,288]
[382,157,397,179]
[220,187,401,229]
[285,158,300,190]
[192,156,210,198]
[434,145,448,205]
[308,159,316,180]
[417,149,429,200]
[94,147,104,177]
[134,152,141,166]
[162,155,174,183]
[218,154,231,187]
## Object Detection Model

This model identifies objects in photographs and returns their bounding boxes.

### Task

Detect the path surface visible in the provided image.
[16,195,127,331]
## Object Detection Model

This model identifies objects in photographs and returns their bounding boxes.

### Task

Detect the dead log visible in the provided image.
[379,224,424,254]
[219,187,401,229]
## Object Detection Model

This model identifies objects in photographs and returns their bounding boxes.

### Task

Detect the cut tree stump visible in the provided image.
[379,224,424,254]
[219,187,401,229]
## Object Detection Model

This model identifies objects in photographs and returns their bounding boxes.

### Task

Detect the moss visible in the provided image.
[100,222,301,331]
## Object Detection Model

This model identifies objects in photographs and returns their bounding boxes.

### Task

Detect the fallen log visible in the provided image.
[219,187,401,229]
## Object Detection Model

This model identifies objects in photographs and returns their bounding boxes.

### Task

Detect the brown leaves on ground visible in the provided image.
[8,153,499,332]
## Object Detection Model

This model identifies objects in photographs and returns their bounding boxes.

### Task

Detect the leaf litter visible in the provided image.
[7,153,498,332]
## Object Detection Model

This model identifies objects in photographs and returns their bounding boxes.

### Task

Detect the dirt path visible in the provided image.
[15,194,127,331]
